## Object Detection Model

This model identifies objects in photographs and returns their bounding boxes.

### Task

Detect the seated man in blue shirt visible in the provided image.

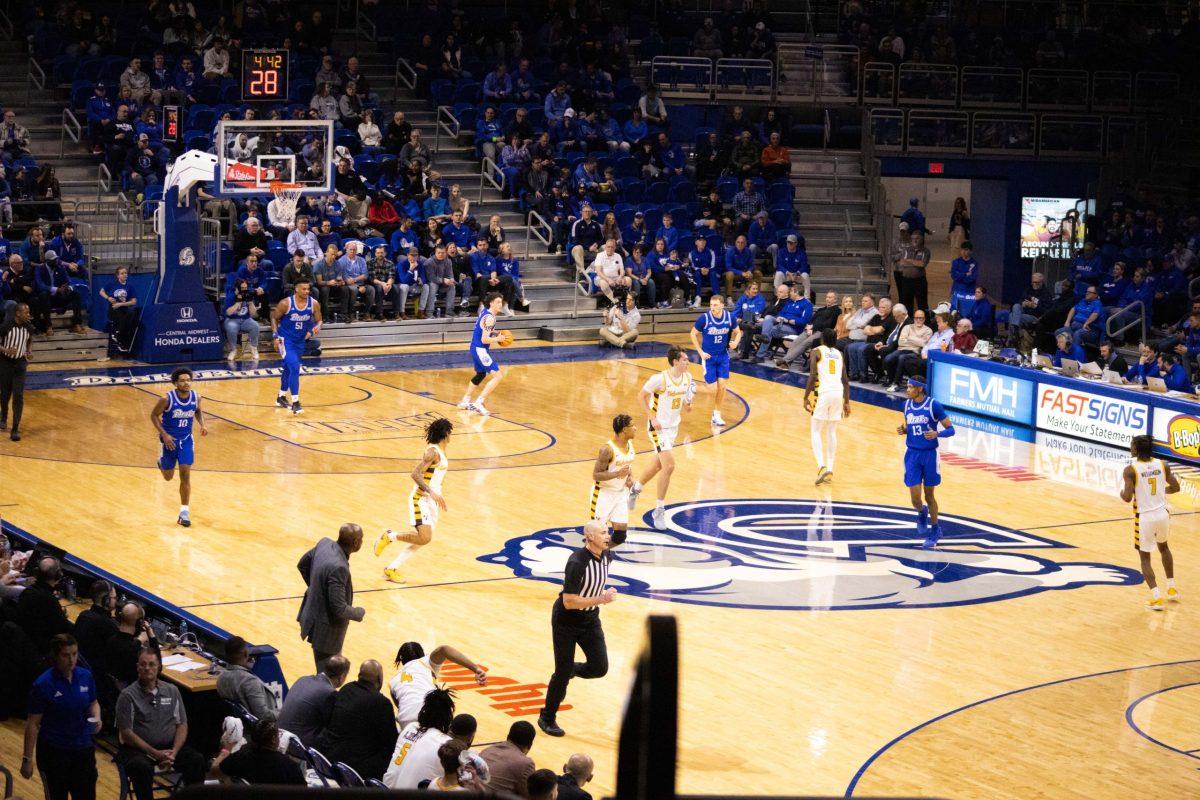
[1097,261,1129,309]
[337,241,373,322]
[963,286,995,340]
[655,212,681,256]
[441,210,474,249]
[1123,343,1161,384]
[223,277,261,362]
[474,107,505,162]
[1157,351,1193,392]
[722,235,761,299]
[687,236,720,307]
[33,251,86,334]
[1109,266,1155,342]
[573,156,601,193]
[753,283,812,362]
[655,133,686,179]
[235,254,269,319]
[746,211,778,268]
[1070,241,1103,299]
[1051,330,1087,368]
[773,234,810,295]
[482,64,513,104]
[1058,284,1104,349]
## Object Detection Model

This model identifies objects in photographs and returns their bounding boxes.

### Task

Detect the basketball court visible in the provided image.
[3,338,1199,798]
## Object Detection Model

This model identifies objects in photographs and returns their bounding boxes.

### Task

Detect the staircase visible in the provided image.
[789,149,888,298]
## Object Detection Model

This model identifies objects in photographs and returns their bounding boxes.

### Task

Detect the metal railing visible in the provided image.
[862,109,894,297]
[651,56,714,93]
[525,208,552,260]
[26,57,45,103]
[60,108,82,158]
[714,58,774,98]
[355,4,377,42]
[201,216,223,295]
[434,105,460,153]
[394,58,417,95]
[865,107,1147,158]
[1107,299,1145,344]
[97,163,112,201]
[479,156,504,203]
[775,43,860,104]
[897,63,959,106]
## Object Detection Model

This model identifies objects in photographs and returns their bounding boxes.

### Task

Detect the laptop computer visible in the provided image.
[1060,359,1081,377]
[1146,376,1168,393]
[973,340,992,357]
[1101,369,1124,384]
[1034,354,1054,369]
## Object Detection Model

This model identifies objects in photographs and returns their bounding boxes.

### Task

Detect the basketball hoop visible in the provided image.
[269,181,304,222]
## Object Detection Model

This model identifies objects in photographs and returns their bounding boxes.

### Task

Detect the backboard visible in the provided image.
[215,119,334,197]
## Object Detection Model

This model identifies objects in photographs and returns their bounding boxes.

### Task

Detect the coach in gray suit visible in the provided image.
[277,654,350,747]
[297,524,366,670]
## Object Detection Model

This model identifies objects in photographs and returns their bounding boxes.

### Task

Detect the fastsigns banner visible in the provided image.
[1034,384,1149,445]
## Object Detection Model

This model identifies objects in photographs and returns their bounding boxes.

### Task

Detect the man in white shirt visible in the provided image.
[920,311,955,371]
[591,238,629,303]
[203,39,231,80]
[389,641,486,730]
[287,215,322,262]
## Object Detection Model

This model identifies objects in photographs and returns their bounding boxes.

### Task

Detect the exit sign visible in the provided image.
[928,162,944,174]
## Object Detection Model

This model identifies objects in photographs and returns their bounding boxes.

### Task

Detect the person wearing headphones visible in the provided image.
[104,601,159,688]
[15,555,74,654]
[74,580,119,677]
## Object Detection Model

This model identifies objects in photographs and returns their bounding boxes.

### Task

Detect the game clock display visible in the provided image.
[241,49,289,102]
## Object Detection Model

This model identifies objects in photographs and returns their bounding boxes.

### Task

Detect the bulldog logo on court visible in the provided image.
[479,499,1141,610]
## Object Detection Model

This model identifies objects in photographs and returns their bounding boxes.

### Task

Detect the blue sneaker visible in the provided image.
[177,509,191,528]
[922,523,941,550]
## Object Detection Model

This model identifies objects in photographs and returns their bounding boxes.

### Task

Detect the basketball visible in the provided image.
[496,330,515,347]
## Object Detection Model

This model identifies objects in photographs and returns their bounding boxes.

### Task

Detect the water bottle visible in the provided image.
[179,619,189,644]
[1031,347,1039,367]
[63,578,76,601]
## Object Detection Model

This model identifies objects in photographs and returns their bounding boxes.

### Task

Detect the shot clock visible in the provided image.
[241,48,289,102]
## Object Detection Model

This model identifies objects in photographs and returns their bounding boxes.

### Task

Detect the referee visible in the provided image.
[538,520,617,737]
[0,302,33,442]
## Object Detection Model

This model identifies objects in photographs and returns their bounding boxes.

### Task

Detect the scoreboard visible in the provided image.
[241,48,289,102]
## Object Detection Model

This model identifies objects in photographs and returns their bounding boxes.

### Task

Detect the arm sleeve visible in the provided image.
[561,557,585,595]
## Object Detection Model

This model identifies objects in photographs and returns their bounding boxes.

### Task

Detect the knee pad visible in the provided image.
[471,371,487,386]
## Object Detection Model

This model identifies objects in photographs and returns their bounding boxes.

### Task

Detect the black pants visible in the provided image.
[318,285,350,321]
[476,274,516,308]
[37,743,97,800]
[118,744,205,800]
[0,356,26,430]
[35,289,83,332]
[109,306,138,354]
[899,273,928,316]
[541,605,608,722]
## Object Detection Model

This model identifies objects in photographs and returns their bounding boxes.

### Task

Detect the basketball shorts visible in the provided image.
[1135,509,1169,552]
[703,351,730,384]
[472,346,498,374]
[158,435,194,470]
[647,422,678,453]
[409,491,439,528]
[903,448,941,488]
[812,392,845,421]
[590,484,629,526]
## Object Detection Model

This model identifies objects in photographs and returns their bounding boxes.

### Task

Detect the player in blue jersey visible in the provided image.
[270,279,322,415]
[896,376,954,548]
[688,294,741,426]
[458,292,506,416]
[150,367,208,527]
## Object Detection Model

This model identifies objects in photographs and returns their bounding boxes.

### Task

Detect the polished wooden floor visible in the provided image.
[2,336,1199,799]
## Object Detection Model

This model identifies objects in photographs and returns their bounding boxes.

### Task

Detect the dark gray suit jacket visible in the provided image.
[276,673,336,747]
[296,537,364,655]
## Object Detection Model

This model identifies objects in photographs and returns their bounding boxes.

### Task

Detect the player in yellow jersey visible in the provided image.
[803,328,851,485]
[591,414,637,545]
[1119,435,1180,610]
[628,345,695,530]
[375,417,453,583]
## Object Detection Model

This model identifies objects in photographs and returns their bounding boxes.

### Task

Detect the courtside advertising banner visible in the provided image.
[932,362,1035,425]
[1034,384,1149,445]
[1152,410,1200,465]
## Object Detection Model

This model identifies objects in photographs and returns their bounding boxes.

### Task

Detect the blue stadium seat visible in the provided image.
[364,236,388,252]
[619,180,644,203]
[353,155,381,183]
[769,206,794,230]
[676,233,694,254]
[453,81,481,105]
[669,181,695,203]
[645,182,668,204]
[183,133,211,153]
[430,80,455,107]
[716,176,738,203]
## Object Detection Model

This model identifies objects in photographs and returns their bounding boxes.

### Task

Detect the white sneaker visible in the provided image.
[226,352,236,366]
[471,402,491,416]
[503,305,515,317]
[627,483,642,510]
[651,507,666,531]
[457,396,473,409]
[691,296,702,309]
[712,411,726,426]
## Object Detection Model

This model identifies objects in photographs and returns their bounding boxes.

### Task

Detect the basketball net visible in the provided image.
[270,182,303,222]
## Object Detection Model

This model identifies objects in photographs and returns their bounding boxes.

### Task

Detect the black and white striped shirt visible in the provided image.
[557,546,612,614]
[0,320,32,361]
